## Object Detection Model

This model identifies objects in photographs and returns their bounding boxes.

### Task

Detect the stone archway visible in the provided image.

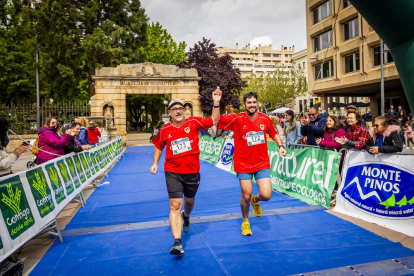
[90,62,201,144]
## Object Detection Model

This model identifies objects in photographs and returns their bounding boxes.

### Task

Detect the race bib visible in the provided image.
[246,131,265,146]
[172,137,192,154]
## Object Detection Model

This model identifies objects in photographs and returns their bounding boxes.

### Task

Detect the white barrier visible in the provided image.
[0,137,124,262]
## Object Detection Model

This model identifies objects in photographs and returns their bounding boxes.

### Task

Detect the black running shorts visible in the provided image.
[165,172,200,199]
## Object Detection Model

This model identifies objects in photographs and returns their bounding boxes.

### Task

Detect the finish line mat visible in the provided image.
[31,146,414,275]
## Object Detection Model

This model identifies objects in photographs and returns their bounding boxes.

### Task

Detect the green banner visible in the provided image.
[57,160,75,196]
[84,153,96,175]
[65,157,81,188]
[199,136,225,165]
[26,167,55,217]
[90,152,100,172]
[268,143,341,208]
[0,236,3,250]
[0,175,35,240]
[79,153,91,179]
[73,155,87,183]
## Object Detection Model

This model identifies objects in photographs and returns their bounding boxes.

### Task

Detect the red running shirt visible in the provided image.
[153,117,213,174]
[218,112,278,173]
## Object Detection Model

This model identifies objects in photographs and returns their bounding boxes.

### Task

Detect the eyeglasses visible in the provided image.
[51,122,58,125]
[373,124,380,128]
[308,113,316,116]
[170,107,184,112]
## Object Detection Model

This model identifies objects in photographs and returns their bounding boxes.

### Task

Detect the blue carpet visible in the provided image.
[30,146,414,275]
[65,146,306,230]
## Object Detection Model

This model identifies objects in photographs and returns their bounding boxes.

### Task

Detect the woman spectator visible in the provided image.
[365,116,403,154]
[64,123,91,154]
[404,121,414,149]
[316,116,346,151]
[37,117,74,165]
[77,117,90,146]
[0,117,29,176]
[87,121,101,145]
[283,110,302,147]
[398,110,408,146]
[335,110,370,150]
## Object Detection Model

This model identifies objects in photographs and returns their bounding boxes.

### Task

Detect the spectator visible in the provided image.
[387,105,398,119]
[64,123,91,154]
[365,116,403,154]
[0,116,29,176]
[283,110,303,147]
[77,117,90,146]
[70,117,78,124]
[397,105,406,115]
[344,104,358,132]
[408,112,413,121]
[37,117,74,165]
[279,114,286,127]
[149,126,159,143]
[404,121,414,149]
[362,108,373,130]
[335,110,369,150]
[269,116,281,136]
[316,116,346,151]
[300,107,326,146]
[398,110,408,146]
[87,121,101,145]
[322,109,329,119]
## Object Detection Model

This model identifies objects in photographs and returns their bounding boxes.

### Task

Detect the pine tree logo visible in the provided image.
[32,172,48,199]
[381,194,414,209]
[1,184,21,214]
[59,163,70,183]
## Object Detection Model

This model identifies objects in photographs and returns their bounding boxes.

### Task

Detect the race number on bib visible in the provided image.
[172,137,192,154]
[246,131,265,146]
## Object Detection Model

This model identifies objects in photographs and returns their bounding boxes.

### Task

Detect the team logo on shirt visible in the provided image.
[315,122,319,126]
[243,125,247,129]
[168,134,172,138]
[184,127,190,133]
[260,124,265,130]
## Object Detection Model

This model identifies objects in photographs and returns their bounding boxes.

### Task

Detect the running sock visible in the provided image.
[183,213,190,226]
[174,239,182,246]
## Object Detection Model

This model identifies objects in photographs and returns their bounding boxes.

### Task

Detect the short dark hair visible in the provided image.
[70,122,81,128]
[243,91,258,103]
[309,106,318,113]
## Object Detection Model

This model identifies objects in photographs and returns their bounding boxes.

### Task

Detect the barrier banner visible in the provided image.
[216,138,235,173]
[0,137,124,262]
[269,144,341,208]
[199,136,225,165]
[334,150,414,236]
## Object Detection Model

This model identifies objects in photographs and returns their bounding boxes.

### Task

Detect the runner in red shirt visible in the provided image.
[218,91,287,236]
[150,88,222,255]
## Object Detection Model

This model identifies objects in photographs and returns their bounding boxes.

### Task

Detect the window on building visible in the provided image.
[352,97,357,102]
[262,53,271,57]
[344,97,349,104]
[265,65,274,68]
[344,52,360,73]
[336,97,340,103]
[304,100,308,110]
[314,60,334,80]
[372,44,394,66]
[313,30,333,52]
[303,62,306,69]
[273,54,281,57]
[343,17,359,41]
[329,97,333,103]
[343,0,352,8]
[313,0,332,24]
[310,99,314,107]
[256,65,262,68]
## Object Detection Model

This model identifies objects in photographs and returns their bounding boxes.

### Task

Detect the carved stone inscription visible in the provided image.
[120,80,177,86]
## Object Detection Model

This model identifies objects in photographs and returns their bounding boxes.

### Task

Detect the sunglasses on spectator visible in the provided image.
[308,113,316,116]
[373,124,380,128]
[51,122,58,125]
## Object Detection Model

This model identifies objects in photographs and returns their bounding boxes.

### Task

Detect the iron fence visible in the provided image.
[0,101,90,134]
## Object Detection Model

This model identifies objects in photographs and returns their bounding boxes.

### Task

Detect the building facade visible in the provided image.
[217,44,295,77]
[306,0,408,117]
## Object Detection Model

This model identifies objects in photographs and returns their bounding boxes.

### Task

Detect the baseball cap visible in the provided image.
[168,99,184,109]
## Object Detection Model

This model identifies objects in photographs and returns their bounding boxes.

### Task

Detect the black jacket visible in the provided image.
[300,114,326,145]
[64,138,83,154]
[365,125,403,154]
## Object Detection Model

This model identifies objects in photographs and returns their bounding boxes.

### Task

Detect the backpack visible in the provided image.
[31,134,43,155]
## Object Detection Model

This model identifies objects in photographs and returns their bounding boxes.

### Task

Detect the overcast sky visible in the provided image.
[141,0,307,52]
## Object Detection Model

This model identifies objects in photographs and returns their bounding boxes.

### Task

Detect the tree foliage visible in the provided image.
[178,38,245,115]
[145,22,187,65]
[243,64,308,113]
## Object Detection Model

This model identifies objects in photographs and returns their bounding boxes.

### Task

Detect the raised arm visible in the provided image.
[212,86,222,125]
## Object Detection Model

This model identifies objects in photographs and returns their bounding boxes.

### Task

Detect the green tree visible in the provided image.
[0,0,36,103]
[30,0,149,100]
[145,22,187,65]
[243,63,308,113]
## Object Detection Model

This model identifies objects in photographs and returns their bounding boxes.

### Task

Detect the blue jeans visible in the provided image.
[236,169,270,180]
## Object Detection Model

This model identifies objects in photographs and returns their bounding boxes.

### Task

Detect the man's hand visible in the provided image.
[369,146,379,154]
[334,136,347,145]
[301,118,309,126]
[279,146,287,157]
[81,145,91,150]
[212,86,222,106]
[150,164,158,175]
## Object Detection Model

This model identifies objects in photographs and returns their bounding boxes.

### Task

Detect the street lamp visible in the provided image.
[380,39,385,116]
[163,100,168,114]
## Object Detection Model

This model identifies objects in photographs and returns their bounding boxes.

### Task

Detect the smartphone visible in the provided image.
[22,141,30,146]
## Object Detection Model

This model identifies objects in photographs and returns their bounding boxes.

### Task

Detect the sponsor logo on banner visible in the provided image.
[84,153,96,174]
[57,161,75,195]
[0,175,35,240]
[65,157,81,188]
[220,142,234,165]
[79,153,91,179]
[341,163,414,218]
[73,155,86,183]
[26,168,55,217]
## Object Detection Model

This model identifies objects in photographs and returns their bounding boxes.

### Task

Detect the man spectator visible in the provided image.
[87,121,101,145]
[300,107,326,145]
[387,105,398,119]
[363,108,373,130]
[397,105,406,115]
[64,123,91,154]
[322,109,329,119]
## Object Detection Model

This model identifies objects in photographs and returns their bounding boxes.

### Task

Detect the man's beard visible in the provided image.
[246,107,257,116]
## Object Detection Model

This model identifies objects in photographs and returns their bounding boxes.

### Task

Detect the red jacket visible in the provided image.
[87,127,101,144]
